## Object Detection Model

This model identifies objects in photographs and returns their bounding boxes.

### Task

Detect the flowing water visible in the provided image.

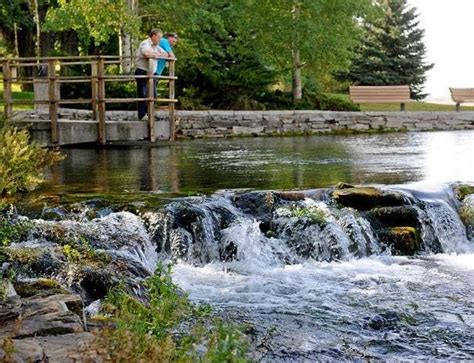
[22,130,474,360]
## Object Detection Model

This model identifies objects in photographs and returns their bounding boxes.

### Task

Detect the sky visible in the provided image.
[408,0,474,102]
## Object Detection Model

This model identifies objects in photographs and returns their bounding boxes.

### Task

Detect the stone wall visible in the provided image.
[175,110,474,138]
[11,109,474,145]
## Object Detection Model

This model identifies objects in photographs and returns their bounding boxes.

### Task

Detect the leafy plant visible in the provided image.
[98,263,250,362]
[0,217,32,246]
[0,126,64,195]
[289,205,328,226]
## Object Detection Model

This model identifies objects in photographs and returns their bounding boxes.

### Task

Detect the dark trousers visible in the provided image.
[135,68,157,119]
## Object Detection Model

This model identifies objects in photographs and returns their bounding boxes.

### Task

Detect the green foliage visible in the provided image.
[289,205,328,226]
[100,263,250,361]
[241,0,373,94]
[60,236,110,266]
[44,0,139,48]
[337,0,433,99]
[0,217,32,247]
[0,126,64,195]
[258,90,359,111]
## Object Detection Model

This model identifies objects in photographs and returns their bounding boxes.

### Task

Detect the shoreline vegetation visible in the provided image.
[2,81,474,113]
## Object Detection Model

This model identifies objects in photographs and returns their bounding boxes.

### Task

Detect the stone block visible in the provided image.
[232,126,264,135]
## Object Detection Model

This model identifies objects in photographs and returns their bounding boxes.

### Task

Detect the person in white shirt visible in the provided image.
[135,29,166,120]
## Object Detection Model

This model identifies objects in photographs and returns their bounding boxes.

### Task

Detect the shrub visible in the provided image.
[257,90,359,111]
[98,264,250,362]
[0,126,64,195]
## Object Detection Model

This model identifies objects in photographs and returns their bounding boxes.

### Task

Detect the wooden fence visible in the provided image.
[1,55,177,145]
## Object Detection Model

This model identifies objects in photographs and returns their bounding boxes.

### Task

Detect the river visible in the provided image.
[38,130,474,360]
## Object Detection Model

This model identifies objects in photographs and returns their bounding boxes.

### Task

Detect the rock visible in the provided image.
[14,294,84,339]
[377,226,420,255]
[78,267,114,302]
[277,191,306,202]
[11,332,99,363]
[366,206,419,228]
[14,278,70,298]
[365,311,399,330]
[1,338,45,362]
[334,182,355,190]
[332,187,407,210]
[452,183,474,201]
[232,192,277,219]
[0,290,21,324]
[459,194,474,239]
[41,207,70,221]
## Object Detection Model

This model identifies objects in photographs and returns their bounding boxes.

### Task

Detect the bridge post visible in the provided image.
[168,60,176,141]
[2,61,12,117]
[147,58,156,142]
[97,57,106,145]
[48,59,59,145]
[91,61,98,120]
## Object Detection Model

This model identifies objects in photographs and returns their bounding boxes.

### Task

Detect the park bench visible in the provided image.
[449,88,474,111]
[349,85,411,111]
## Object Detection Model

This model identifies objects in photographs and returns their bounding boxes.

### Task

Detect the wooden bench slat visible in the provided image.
[349,85,410,111]
[449,88,474,103]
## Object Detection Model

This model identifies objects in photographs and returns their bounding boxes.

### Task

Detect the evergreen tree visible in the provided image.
[339,0,433,99]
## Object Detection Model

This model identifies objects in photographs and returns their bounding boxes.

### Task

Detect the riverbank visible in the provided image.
[9,109,474,145]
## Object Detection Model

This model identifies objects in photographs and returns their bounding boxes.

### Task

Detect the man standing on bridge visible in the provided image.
[135,29,167,121]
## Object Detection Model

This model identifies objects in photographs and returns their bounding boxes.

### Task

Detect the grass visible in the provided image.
[2,76,473,112]
[328,93,474,112]
[0,77,34,111]
[96,264,250,362]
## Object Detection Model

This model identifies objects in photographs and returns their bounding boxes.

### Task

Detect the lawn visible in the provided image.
[328,93,474,112]
[0,79,34,110]
[2,78,473,112]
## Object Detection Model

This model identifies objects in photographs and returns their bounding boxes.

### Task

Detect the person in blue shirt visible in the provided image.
[156,32,179,76]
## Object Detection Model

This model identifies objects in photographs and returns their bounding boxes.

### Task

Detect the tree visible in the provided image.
[338,0,433,99]
[0,0,33,57]
[44,0,140,55]
[140,0,277,109]
[241,0,373,103]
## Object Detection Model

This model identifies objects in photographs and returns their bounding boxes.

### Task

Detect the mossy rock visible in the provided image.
[378,227,421,255]
[452,183,474,202]
[366,206,419,229]
[334,182,355,190]
[13,278,70,298]
[277,191,306,202]
[459,195,474,239]
[332,187,407,211]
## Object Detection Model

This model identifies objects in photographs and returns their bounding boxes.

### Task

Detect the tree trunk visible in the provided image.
[13,22,20,58]
[291,0,302,103]
[292,46,302,102]
[31,0,41,60]
[120,0,137,73]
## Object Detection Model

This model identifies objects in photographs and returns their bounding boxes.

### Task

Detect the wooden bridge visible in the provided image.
[1,55,177,146]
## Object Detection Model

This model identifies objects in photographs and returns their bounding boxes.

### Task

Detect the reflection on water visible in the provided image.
[43,130,474,195]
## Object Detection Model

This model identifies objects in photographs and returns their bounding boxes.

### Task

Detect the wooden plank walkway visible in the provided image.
[1,55,177,146]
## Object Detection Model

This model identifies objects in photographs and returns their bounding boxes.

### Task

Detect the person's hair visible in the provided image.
[149,28,163,37]
[165,32,178,39]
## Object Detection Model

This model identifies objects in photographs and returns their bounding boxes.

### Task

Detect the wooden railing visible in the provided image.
[1,55,177,145]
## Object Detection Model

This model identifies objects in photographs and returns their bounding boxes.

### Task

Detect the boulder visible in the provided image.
[232,192,277,219]
[14,278,70,298]
[452,183,474,202]
[15,293,84,338]
[459,194,474,239]
[365,206,419,229]
[377,227,420,255]
[332,187,407,210]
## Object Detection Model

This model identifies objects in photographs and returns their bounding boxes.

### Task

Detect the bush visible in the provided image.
[98,264,250,362]
[0,126,64,195]
[258,90,359,111]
